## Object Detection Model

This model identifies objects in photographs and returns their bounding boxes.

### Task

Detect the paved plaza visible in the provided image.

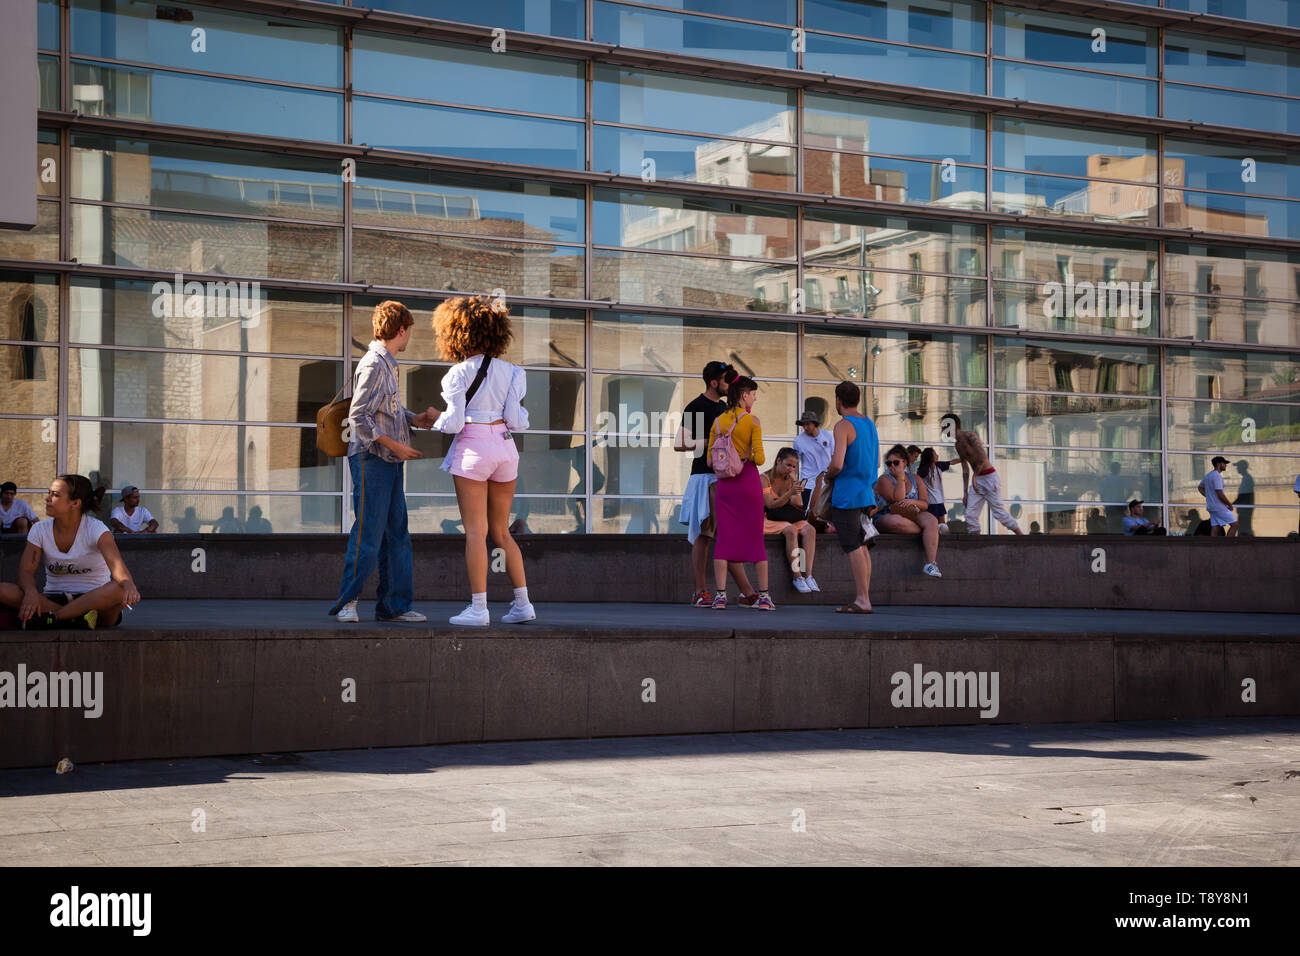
[2,718,1297,866]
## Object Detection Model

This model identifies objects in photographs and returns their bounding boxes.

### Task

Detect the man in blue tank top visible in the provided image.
[825,381,879,613]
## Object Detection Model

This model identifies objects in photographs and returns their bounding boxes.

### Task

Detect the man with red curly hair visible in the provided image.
[329,300,437,624]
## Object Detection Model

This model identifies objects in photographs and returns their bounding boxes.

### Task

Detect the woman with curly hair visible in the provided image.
[432,295,533,626]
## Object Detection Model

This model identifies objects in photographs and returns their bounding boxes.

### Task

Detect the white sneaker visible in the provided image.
[805,576,820,592]
[502,601,536,624]
[336,601,359,623]
[923,562,943,578]
[380,609,427,622]
[938,523,950,535]
[792,576,811,594]
[450,605,490,627]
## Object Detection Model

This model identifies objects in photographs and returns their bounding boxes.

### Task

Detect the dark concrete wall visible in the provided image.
[2,627,1296,769]
[3,533,1296,612]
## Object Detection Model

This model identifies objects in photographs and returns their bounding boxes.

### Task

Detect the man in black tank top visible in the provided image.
[675,362,756,606]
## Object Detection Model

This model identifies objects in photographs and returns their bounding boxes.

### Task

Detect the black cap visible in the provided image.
[1211,455,1229,466]
[1128,499,1143,510]
[0,481,16,494]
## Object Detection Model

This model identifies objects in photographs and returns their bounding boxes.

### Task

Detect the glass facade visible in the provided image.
[5,0,1297,534]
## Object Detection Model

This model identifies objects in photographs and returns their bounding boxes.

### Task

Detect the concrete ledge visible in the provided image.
[3,533,1296,612]
[2,602,1297,769]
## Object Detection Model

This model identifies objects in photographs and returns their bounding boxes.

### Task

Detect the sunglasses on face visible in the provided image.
[886,459,904,466]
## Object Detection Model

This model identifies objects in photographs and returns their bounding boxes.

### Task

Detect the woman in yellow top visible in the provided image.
[706,376,774,610]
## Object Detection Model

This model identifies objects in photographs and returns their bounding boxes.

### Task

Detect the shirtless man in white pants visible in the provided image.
[940,413,1023,535]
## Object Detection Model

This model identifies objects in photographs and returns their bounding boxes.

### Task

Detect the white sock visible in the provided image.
[471,592,487,611]
[513,586,530,607]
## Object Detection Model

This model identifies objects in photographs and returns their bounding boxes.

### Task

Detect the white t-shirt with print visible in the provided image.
[0,498,38,527]
[27,516,112,595]
[111,504,155,532]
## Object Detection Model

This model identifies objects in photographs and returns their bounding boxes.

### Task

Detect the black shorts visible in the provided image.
[831,506,876,553]
[45,591,122,628]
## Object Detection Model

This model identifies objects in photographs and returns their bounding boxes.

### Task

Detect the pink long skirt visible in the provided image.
[713,460,766,563]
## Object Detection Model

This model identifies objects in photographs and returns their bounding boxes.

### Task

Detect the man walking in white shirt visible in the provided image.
[1197,455,1238,537]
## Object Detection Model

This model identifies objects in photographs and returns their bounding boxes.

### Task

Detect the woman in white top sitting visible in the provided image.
[432,296,533,627]
[0,474,141,629]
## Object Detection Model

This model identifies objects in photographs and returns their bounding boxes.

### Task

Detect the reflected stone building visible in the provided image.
[2,0,1298,535]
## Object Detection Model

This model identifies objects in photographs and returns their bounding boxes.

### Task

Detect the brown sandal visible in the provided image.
[835,603,874,614]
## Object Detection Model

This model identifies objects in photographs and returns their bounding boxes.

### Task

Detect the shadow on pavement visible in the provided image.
[5,716,1297,798]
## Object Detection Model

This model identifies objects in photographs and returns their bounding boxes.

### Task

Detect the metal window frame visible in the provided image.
[17,0,1300,535]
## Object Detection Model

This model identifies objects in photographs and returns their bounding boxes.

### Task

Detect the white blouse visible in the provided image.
[433,354,530,434]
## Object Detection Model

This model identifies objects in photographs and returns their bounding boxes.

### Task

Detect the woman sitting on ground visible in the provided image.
[761,447,818,594]
[873,444,943,578]
[0,475,140,629]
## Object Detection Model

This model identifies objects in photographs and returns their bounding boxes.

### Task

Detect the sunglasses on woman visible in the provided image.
[886,459,904,466]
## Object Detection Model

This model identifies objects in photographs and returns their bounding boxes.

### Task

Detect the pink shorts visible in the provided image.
[447,422,519,482]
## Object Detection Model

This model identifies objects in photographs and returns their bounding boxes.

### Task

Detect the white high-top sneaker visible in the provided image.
[336,601,359,623]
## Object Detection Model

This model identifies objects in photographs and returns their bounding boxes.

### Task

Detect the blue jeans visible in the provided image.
[329,452,413,618]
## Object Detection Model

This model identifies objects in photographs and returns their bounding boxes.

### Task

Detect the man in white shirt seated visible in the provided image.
[1121,499,1166,535]
[0,481,39,535]
[109,484,158,534]
[793,409,835,495]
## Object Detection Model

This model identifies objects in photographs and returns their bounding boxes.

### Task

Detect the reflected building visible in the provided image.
[5,0,1298,535]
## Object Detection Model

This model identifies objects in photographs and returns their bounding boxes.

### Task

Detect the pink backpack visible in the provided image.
[710,410,750,478]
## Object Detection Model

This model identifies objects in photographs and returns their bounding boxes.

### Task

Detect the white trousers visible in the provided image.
[966,471,1020,534]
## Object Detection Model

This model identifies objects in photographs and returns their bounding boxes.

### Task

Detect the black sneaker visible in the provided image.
[21,612,58,631]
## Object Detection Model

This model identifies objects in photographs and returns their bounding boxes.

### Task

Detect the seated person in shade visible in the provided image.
[1086,508,1108,534]
[1122,499,1166,535]
[212,507,244,533]
[873,443,943,579]
[109,484,158,534]
[0,475,139,630]
[0,482,38,535]
[761,448,818,594]
[1184,509,1212,536]
[244,506,273,534]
